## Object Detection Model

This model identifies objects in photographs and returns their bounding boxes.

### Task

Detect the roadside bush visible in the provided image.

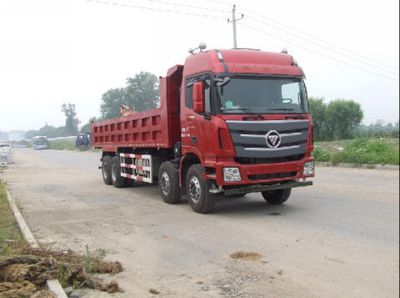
[312,147,330,162]
[330,138,399,165]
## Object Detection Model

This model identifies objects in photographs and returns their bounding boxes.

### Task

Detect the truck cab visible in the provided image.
[176,49,314,208]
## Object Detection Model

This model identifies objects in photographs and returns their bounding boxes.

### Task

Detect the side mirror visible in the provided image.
[192,81,205,113]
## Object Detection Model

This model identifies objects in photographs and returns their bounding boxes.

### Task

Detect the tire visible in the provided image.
[186,164,215,214]
[158,161,180,204]
[111,156,127,188]
[102,155,112,185]
[262,188,292,205]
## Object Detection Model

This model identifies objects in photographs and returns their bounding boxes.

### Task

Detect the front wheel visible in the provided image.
[186,164,215,214]
[261,188,291,205]
[158,161,180,204]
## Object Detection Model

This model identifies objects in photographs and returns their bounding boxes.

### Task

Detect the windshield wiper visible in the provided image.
[221,107,265,119]
[268,108,296,111]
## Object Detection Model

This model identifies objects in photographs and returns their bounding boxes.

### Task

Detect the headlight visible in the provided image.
[303,161,314,176]
[223,167,241,182]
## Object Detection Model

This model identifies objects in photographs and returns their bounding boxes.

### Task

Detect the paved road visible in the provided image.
[1,149,398,297]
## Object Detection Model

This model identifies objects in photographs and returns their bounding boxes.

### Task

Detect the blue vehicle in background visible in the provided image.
[75,133,91,150]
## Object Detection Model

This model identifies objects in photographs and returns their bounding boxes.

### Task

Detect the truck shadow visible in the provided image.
[214,195,301,216]
[124,183,302,216]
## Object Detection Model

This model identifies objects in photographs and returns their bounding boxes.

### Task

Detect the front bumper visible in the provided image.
[223,180,312,196]
[213,157,314,187]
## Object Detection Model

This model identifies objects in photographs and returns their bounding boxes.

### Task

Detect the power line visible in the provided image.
[138,0,230,13]
[86,0,225,19]
[242,23,399,82]
[246,15,399,76]
[86,0,399,81]
[241,6,399,74]
[201,0,233,6]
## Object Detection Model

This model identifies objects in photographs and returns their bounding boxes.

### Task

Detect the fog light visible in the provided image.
[303,161,314,176]
[223,167,241,182]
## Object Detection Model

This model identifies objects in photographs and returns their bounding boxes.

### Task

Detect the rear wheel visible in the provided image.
[186,164,215,214]
[158,161,180,204]
[111,156,127,188]
[262,188,291,205]
[102,155,112,185]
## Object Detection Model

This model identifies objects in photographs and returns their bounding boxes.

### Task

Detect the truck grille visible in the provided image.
[227,120,309,160]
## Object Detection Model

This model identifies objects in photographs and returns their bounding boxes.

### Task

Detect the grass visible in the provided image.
[313,137,399,165]
[0,180,24,255]
[48,140,77,151]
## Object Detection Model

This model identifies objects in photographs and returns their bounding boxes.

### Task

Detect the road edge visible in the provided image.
[5,188,68,298]
[316,162,399,170]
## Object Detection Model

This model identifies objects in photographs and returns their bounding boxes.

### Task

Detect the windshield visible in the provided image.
[216,76,308,114]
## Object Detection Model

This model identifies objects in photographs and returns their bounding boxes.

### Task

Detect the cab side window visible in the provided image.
[185,82,193,109]
[204,79,211,113]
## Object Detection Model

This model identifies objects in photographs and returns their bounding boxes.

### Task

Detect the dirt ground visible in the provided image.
[1,149,399,297]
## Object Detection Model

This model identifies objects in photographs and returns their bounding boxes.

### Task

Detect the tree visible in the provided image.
[308,97,328,141]
[100,88,126,119]
[61,103,80,136]
[125,72,160,112]
[325,99,363,140]
[80,117,97,133]
[100,72,160,119]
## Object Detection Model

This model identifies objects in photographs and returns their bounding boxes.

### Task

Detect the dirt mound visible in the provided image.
[230,251,262,261]
[0,247,123,297]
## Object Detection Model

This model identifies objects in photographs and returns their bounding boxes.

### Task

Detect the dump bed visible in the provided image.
[92,65,183,152]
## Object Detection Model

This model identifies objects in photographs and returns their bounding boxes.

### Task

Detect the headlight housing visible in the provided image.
[223,167,241,182]
[303,161,314,176]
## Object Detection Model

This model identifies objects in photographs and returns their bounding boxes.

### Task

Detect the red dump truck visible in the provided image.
[92,47,314,213]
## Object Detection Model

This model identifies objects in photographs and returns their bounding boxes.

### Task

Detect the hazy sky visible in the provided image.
[0,0,398,131]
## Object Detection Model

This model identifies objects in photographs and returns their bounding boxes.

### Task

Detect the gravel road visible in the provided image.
[1,149,398,297]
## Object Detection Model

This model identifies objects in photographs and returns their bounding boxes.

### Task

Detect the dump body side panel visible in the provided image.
[92,65,183,152]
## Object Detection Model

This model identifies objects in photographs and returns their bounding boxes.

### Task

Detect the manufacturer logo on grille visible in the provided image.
[265,130,281,148]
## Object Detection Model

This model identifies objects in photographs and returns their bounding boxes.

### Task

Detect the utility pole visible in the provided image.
[227,5,244,48]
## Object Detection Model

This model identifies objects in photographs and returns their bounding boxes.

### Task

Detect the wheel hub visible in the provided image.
[189,176,201,203]
[160,171,170,196]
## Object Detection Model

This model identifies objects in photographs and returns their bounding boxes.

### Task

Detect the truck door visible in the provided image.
[182,76,214,158]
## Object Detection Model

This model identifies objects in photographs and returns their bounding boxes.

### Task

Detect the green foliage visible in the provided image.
[308,97,328,141]
[308,98,363,141]
[61,103,80,135]
[0,181,24,255]
[354,120,399,138]
[315,138,399,165]
[100,88,126,119]
[80,117,97,133]
[326,99,363,140]
[125,71,160,111]
[25,125,68,139]
[312,146,330,162]
[100,71,159,119]
[48,139,76,151]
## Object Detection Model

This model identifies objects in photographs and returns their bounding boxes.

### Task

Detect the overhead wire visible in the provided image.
[238,5,399,74]
[136,0,230,13]
[242,23,399,82]
[245,15,399,76]
[86,0,399,81]
[86,0,226,19]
